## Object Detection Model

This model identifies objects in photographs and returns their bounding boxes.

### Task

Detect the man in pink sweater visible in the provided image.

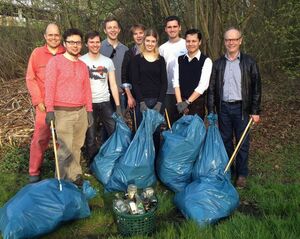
[26,23,65,183]
[45,28,93,186]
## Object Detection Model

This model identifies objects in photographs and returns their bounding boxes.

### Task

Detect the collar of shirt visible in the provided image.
[103,38,120,49]
[225,52,240,61]
[184,49,201,62]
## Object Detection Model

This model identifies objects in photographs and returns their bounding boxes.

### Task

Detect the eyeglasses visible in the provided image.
[224,37,241,43]
[110,48,116,58]
[65,41,82,46]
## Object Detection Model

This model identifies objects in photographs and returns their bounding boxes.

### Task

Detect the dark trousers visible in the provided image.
[218,101,250,177]
[164,94,180,126]
[84,102,115,165]
[185,96,205,120]
[136,98,164,154]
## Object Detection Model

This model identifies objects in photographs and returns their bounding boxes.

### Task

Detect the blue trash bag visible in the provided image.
[174,113,239,226]
[157,115,206,192]
[90,113,132,186]
[174,175,239,227]
[192,113,231,180]
[106,109,164,192]
[0,179,94,239]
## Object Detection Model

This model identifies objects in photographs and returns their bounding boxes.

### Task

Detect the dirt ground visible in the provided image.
[0,76,299,152]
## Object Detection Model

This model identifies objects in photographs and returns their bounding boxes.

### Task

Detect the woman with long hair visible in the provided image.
[131,28,167,151]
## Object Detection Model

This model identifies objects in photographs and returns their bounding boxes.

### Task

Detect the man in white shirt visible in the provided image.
[80,31,121,165]
[159,16,187,125]
[173,29,212,119]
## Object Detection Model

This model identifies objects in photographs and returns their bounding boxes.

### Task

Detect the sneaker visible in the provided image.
[29,175,40,183]
[236,176,247,189]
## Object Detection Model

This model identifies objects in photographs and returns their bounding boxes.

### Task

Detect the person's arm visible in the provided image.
[121,50,136,108]
[44,58,57,112]
[173,58,182,103]
[108,70,120,106]
[250,59,262,123]
[83,66,93,112]
[189,57,213,103]
[158,57,167,103]
[26,49,43,107]
[131,55,143,102]
[207,61,217,114]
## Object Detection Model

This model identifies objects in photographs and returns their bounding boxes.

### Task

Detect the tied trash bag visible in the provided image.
[157,115,206,192]
[174,113,239,226]
[174,175,239,226]
[106,109,164,192]
[192,113,230,180]
[91,113,132,185]
[0,179,94,239]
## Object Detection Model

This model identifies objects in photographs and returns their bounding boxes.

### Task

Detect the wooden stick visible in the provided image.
[164,108,172,131]
[51,120,62,191]
[224,117,254,173]
[133,108,137,132]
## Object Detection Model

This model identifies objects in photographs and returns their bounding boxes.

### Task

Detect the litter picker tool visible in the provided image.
[224,117,254,174]
[133,108,137,132]
[164,108,172,132]
[51,120,63,191]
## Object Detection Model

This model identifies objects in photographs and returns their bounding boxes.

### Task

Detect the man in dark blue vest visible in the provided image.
[173,29,212,119]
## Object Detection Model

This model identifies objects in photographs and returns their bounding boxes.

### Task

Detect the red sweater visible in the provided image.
[45,55,92,112]
[26,45,65,106]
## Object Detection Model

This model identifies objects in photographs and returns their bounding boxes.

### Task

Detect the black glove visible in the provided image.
[139,101,148,113]
[177,101,189,113]
[116,105,123,117]
[87,112,94,127]
[153,102,162,112]
[45,112,55,125]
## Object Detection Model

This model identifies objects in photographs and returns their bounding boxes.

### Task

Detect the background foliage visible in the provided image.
[0,0,299,81]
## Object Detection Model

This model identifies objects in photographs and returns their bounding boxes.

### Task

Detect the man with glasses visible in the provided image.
[44,28,93,187]
[26,23,65,183]
[80,31,121,166]
[207,27,261,189]
[159,16,187,125]
[100,16,129,112]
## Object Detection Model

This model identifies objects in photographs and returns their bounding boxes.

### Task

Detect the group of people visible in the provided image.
[26,15,261,189]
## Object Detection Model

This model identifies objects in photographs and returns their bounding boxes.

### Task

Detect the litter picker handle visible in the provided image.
[51,120,62,191]
[133,108,137,132]
[224,117,254,173]
[164,108,172,132]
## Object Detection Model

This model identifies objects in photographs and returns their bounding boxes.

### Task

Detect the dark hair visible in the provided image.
[63,28,83,42]
[130,24,146,35]
[102,16,120,29]
[185,29,202,41]
[165,15,181,26]
[85,31,101,44]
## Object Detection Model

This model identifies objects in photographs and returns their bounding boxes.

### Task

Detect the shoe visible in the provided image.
[236,176,247,189]
[29,175,40,183]
[73,175,83,187]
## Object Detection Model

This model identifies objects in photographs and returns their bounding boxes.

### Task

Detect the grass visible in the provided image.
[0,73,299,239]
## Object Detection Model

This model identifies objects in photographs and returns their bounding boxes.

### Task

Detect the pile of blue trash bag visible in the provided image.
[157,115,206,192]
[90,113,132,186]
[0,179,96,239]
[106,109,164,192]
[174,114,239,226]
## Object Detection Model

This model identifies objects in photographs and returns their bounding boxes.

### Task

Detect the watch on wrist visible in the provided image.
[185,99,191,105]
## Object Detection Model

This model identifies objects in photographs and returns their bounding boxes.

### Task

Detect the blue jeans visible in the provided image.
[218,101,250,177]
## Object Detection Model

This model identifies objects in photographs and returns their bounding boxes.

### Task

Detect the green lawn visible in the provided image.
[0,74,299,239]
